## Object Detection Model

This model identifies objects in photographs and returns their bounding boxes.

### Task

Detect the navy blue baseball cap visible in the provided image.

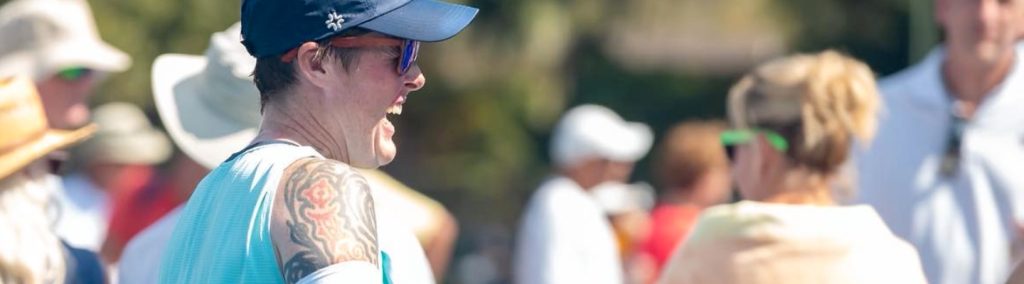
[240,0,478,58]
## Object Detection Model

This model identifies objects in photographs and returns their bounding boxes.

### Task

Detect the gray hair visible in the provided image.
[0,168,65,283]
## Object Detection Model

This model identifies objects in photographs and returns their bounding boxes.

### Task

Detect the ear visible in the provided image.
[293,42,343,90]
[755,135,782,175]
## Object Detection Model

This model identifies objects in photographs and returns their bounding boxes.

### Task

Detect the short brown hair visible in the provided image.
[654,121,729,191]
[251,28,370,111]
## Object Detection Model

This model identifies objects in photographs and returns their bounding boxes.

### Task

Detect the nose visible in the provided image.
[976,0,1000,31]
[404,64,426,92]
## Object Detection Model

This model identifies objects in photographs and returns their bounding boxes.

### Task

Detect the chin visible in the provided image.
[972,43,1011,64]
[375,149,396,166]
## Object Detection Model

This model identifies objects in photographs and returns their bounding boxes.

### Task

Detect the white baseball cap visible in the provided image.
[152,23,261,169]
[0,0,130,80]
[550,104,654,168]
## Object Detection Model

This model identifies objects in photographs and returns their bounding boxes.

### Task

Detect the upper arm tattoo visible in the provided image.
[277,159,379,283]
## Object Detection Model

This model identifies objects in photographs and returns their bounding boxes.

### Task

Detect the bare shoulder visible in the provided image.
[270,158,379,283]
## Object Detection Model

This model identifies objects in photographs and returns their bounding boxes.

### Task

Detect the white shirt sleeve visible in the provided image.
[295,261,382,284]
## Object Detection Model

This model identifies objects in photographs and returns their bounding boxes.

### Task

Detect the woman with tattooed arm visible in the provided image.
[156,0,478,282]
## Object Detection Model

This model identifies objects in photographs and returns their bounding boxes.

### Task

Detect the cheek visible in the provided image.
[733,146,759,191]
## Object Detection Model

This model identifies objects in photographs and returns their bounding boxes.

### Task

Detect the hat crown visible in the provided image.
[0,76,48,154]
[0,0,101,73]
[90,102,152,135]
[551,104,654,167]
[240,0,409,57]
[199,23,261,126]
[0,0,129,80]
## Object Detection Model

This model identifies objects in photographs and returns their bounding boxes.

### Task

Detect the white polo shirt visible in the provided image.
[855,45,1024,284]
[513,176,623,284]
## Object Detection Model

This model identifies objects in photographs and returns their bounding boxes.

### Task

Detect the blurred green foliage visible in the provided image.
[1,0,931,244]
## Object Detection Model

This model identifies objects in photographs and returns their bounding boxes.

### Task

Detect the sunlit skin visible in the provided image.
[731,136,833,205]
[260,32,427,282]
[34,72,101,129]
[937,0,1024,116]
[256,32,426,168]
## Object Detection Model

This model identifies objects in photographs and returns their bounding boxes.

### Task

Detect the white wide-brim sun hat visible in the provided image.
[76,102,172,165]
[152,23,261,169]
[0,0,130,79]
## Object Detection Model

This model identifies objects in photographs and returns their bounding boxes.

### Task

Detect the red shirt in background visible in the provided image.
[104,177,186,261]
[640,203,703,275]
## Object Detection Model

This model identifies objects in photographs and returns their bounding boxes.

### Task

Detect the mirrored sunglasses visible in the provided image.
[281,36,420,75]
[720,128,789,160]
[56,67,94,82]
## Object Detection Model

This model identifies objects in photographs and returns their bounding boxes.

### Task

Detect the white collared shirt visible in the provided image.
[855,44,1024,284]
[513,176,624,284]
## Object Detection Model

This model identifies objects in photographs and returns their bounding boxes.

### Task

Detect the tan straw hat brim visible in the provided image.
[0,124,96,179]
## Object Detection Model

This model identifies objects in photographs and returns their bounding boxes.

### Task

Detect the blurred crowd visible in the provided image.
[1,0,1024,283]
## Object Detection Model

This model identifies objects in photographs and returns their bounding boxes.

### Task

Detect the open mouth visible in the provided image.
[386,95,406,117]
[386,104,403,116]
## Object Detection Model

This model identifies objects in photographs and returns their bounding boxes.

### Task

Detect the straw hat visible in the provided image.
[0,75,95,179]
[152,23,261,169]
[0,0,130,79]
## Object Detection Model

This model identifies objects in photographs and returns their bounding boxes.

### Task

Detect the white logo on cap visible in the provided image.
[326,11,345,32]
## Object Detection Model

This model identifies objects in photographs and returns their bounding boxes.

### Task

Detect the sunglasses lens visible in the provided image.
[57,68,92,81]
[398,40,419,75]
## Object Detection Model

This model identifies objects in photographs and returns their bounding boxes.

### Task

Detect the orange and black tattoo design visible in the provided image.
[281,159,379,282]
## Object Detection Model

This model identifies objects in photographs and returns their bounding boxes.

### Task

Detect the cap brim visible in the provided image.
[152,54,258,169]
[0,124,96,179]
[44,40,131,73]
[596,122,654,162]
[359,0,479,42]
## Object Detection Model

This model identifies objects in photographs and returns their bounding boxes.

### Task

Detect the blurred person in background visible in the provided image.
[0,75,102,283]
[0,0,130,130]
[592,182,656,284]
[639,120,731,282]
[57,102,171,253]
[855,0,1024,283]
[358,169,461,282]
[454,226,512,284]
[658,51,926,284]
[0,0,130,274]
[117,23,461,284]
[100,150,204,265]
[514,104,653,284]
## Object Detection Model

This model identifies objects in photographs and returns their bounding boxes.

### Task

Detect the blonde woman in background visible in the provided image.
[657,51,926,284]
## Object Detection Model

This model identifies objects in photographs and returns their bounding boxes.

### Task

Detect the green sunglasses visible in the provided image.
[56,67,93,81]
[720,128,789,157]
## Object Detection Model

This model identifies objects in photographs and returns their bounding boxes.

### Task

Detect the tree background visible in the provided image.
[0,0,938,282]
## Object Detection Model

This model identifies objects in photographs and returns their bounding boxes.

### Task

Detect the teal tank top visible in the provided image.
[158,142,319,283]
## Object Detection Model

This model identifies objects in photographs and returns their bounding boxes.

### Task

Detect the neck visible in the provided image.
[942,51,1015,117]
[254,91,350,163]
[756,170,834,206]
